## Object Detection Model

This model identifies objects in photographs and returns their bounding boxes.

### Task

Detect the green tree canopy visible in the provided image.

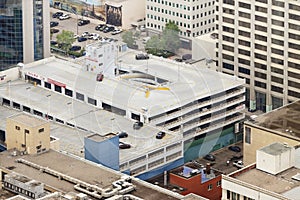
[145,35,163,54]
[122,31,136,48]
[56,30,75,52]
[161,21,180,53]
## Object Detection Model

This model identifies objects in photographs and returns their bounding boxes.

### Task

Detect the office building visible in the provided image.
[221,143,300,200]
[216,0,300,112]
[146,0,216,48]
[0,0,50,71]
[243,100,300,166]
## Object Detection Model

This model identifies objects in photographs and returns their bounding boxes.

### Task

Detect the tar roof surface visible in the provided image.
[246,100,300,139]
[23,52,244,117]
[0,150,181,200]
[234,166,300,195]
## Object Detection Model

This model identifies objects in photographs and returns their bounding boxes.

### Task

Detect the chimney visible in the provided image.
[206,163,211,175]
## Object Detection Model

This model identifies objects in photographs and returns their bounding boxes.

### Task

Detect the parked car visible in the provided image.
[92,33,100,40]
[69,45,81,51]
[50,28,59,34]
[78,19,90,26]
[99,25,107,31]
[50,41,58,46]
[52,12,63,18]
[133,121,143,129]
[95,24,105,31]
[135,54,149,60]
[103,26,115,33]
[73,34,80,39]
[117,131,128,138]
[77,37,87,42]
[233,160,244,169]
[204,154,216,161]
[59,14,70,20]
[182,53,192,60]
[81,31,89,37]
[228,145,241,152]
[50,21,59,27]
[119,142,131,149]
[156,131,166,139]
[111,28,123,35]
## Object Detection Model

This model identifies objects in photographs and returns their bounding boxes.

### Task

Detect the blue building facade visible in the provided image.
[84,133,120,171]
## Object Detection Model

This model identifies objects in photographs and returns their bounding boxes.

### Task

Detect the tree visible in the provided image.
[122,31,137,49]
[56,30,75,52]
[145,35,163,54]
[161,21,180,54]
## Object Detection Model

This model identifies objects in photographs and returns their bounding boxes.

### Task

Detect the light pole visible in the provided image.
[71,8,79,35]
[111,118,115,133]
[46,94,51,120]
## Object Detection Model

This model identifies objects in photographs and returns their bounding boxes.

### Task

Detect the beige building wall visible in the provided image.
[6,114,50,154]
[243,123,300,165]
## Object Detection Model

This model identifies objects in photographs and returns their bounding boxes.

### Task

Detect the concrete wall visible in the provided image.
[22,1,34,64]
[0,67,20,84]
[243,124,300,166]
[43,0,51,59]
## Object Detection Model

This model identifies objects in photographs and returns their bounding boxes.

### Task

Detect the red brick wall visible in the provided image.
[170,173,222,200]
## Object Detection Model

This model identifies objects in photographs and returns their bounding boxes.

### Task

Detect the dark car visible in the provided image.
[77,37,87,42]
[78,19,90,26]
[204,154,216,161]
[103,26,115,33]
[52,12,63,18]
[69,45,81,51]
[95,24,105,30]
[156,131,166,139]
[135,54,149,60]
[99,25,107,31]
[50,21,59,27]
[228,146,241,152]
[119,142,131,149]
[133,121,143,129]
[182,53,192,60]
[50,41,58,46]
[117,131,128,138]
[50,28,59,34]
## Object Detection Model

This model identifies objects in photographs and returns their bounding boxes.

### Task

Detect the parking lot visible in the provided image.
[50,8,148,53]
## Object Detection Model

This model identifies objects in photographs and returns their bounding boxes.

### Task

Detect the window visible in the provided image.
[25,129,30,134]
[245,127,251,144]
[217,180,221,187]
[15,126,20,130]
[208,184,213,191]
[38,128,44,133]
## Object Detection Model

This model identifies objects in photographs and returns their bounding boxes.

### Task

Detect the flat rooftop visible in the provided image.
[246,100,300,138]
[259,142,293,156]
[8,113,48,127]
[22,51,244,116]
[234,166,300,196]
[0,83,180,162]
[0,150,181,200]
[87,133,116,142]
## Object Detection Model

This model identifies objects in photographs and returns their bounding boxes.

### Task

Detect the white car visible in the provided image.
[233,160,244,169]
[92,33,100,40]
[81,32,89,37]
[59,14,70,20]
[111,29,123,35]
[73,34,80,39]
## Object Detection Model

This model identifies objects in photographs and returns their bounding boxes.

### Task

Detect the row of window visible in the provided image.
[207,180,221,191]
[147,22,214,37]
[147,6,215,19]
[15,126,44,133]
[4,182,36,198]
[148,0,214,10]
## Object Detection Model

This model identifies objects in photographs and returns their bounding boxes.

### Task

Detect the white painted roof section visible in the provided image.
[22,51,244,117]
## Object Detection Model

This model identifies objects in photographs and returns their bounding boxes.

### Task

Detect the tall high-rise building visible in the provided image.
[216,0,300,112]
[0,0,50,71]
[146,0,216,48]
